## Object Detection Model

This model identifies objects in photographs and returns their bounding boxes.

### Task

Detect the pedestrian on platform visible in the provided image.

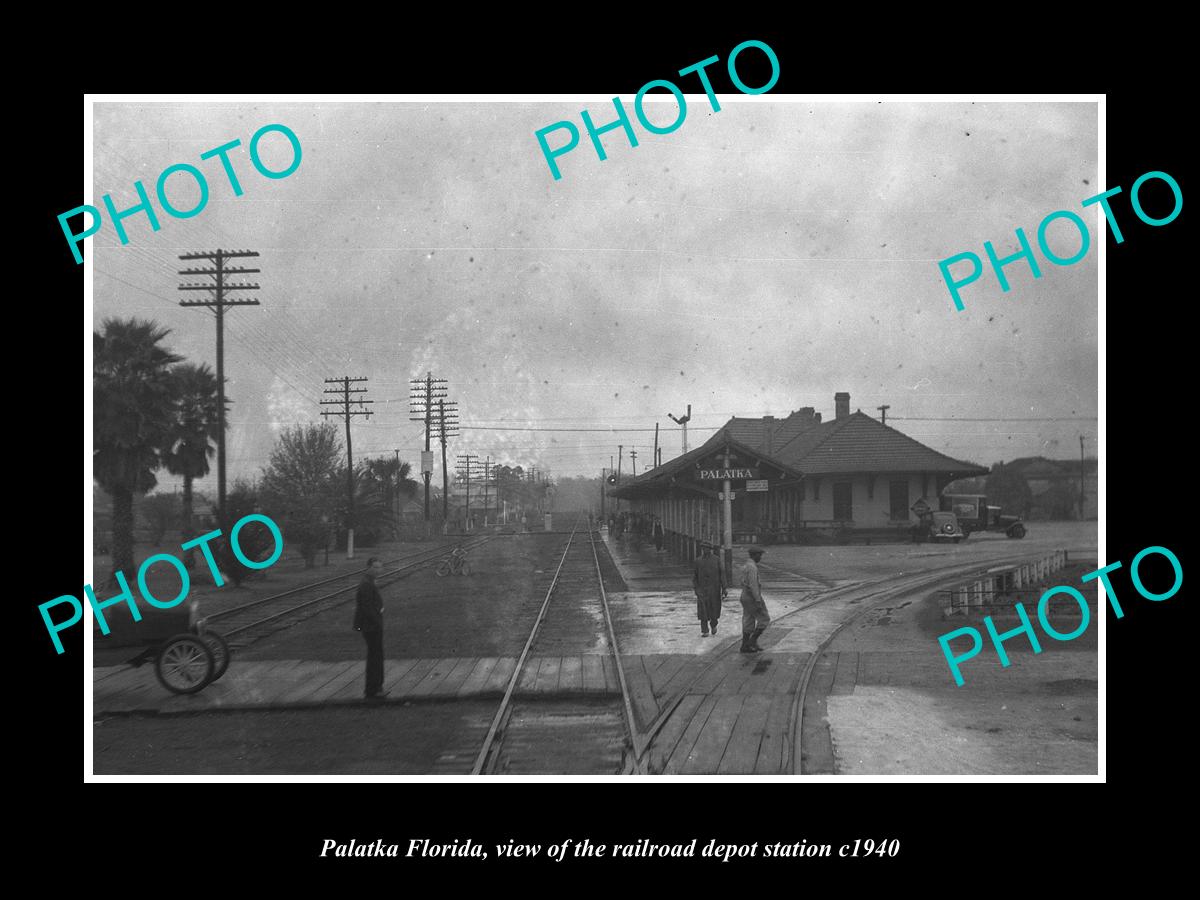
[739,548,770,653]
[353,556,387,699]
[652,516,665,553]
[693,543,726,636]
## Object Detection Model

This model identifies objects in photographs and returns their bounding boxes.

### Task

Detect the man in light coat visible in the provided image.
[739,548,770,653]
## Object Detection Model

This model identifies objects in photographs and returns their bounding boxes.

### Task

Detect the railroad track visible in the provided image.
[637,551,1056,774]
[470,517,641,775]
[207,537,493,650]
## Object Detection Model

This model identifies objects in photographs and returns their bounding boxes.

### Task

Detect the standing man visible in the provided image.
[353,556,386,699]
[693,543,726,637]
[652,516,665,553]
[739,548,770,653]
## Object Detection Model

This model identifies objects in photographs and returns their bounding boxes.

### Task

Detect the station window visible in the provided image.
[833,482,853,522]
[889,480,910,520]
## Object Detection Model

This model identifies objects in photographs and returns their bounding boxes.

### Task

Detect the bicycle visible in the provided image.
[435,545,471,577]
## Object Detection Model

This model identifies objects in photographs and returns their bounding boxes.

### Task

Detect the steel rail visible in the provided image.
[219,537,493,639]
[636,550,1054,773]
[783,552,1046,774]
[588,526,645,774]
[470,522,583,775]
[207,540,481,623]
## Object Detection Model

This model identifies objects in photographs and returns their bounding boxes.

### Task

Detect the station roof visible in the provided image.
[610,411,987,499]
[771,412,989,477]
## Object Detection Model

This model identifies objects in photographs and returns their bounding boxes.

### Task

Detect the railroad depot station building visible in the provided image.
[608,392,988,559]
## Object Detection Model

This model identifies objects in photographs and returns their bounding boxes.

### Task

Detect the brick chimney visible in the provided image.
[835,392,850,420]
[763,415,776,453]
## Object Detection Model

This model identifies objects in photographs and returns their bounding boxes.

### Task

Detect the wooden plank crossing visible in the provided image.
[717,694,773,774]
[557,655,583,690]
[94,653,631,715]
[457,657,500,696]
[641,651,810,775]
[679,695,744,774]
[95,647,818,774]
[580,655,607,692]
[623,656,660,731]
[830,651,860,696]
[799,652,839,774]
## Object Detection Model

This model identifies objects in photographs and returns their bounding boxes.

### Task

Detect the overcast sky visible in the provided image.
[91,99,1097,492]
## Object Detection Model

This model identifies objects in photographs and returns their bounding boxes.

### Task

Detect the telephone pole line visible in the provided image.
[410,372,448,524]
[437,399,460,520]
[877,404,891,425]
[321,376,373,559]
[178,248,260,521]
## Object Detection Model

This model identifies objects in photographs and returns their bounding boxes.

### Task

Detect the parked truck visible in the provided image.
[940,493,1026,538]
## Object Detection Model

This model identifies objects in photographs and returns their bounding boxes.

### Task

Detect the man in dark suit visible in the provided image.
[692,543,725,637]
[353,557,386,699]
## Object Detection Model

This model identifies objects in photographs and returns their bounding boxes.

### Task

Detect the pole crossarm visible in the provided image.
[177,247,263,519]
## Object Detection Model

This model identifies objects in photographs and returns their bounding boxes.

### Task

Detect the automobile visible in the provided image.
[913,510,966,544]
[942,493,1027,538]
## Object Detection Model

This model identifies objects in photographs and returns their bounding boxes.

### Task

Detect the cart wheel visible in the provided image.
[1008,524,1027,539]
[200,630,231,681]
[436,560,451,577]
[156,635,215,694]
[458,560,471,576]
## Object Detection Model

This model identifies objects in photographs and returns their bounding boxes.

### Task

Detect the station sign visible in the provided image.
[697,467,759,481]
[421,451,434,475]
[718,491,737,501]
[911,498,931,516]
[746,479,768,492]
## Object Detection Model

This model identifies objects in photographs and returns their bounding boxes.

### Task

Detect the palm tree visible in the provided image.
[363,456,420,535]
[162,363,225,567]
[93,318,183,579]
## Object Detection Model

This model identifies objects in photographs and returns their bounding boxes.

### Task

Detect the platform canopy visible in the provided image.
[608,429,804,501]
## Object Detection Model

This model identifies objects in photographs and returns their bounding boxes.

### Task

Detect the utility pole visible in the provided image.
[669,404,692,454]
[437,399,460,520]
[630,448,638,476]
[653,423,659,469]
[1079,434,1087,520]
[393,448,402,526]
[600,468,606,519]
[616,448,623,514]
[321,376,373,559]
[722,441,734,586]
[410,372,448,525]
[178,248,260,523]
[482,456,491,525]
[877,404,890,425]
[456,453,478,530]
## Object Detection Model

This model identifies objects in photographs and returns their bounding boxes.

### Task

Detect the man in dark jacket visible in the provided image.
[692,543,725,636]
[353,557,386,699]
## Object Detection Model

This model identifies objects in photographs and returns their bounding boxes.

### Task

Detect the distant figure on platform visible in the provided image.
[353,557,386,699]
[693,544,726,637]
[739,548,770,653]
[652,516,665,553]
